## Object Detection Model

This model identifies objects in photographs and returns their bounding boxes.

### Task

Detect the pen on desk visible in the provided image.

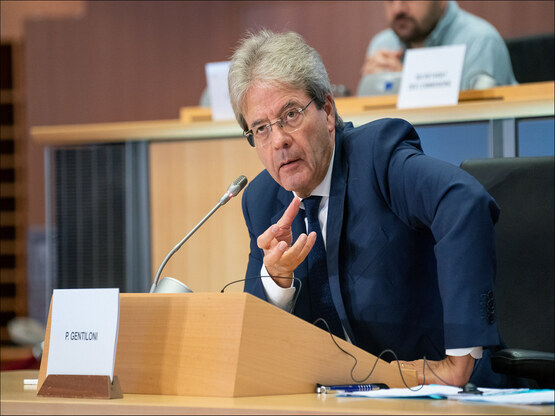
[316,383,388,394]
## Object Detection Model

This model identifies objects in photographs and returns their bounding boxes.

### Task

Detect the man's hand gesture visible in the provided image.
[256,198,316,287]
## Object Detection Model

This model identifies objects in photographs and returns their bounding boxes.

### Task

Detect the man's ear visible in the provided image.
[324,94,335,133]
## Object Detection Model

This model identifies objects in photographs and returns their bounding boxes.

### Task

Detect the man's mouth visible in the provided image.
[394,13,410,22]
[393,14,414,28]
[280,159,300,169]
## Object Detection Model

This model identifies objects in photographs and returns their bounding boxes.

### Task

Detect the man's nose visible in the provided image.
[389,1,408,14]
[270,124,292,149]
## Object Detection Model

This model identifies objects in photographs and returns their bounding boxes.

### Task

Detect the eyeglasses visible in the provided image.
[244,98,315,147]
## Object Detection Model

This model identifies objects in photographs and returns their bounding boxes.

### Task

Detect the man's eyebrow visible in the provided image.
[278,100,301,113]
[250,100,302,129]
[250,118,266,129]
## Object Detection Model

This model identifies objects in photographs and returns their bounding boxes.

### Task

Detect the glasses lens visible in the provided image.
[282,108,306,134]
[253,124,271,144]
[249,99,312,147]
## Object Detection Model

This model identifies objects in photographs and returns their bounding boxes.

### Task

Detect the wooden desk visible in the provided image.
[2,370,553,415]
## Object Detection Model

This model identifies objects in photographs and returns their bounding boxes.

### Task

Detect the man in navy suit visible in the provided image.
[227,30,510,387]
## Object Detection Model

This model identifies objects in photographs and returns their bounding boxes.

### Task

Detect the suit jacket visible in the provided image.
[242,118,510,386]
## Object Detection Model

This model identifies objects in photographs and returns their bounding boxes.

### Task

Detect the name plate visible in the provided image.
[397,44,466,109]
[46,288,120,381]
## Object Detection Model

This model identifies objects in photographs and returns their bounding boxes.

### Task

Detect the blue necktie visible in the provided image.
[303,196,344,338]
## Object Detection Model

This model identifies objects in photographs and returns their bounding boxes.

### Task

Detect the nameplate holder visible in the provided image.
[38,374,122,399]
[397,44,466,109]
[38,288,120,399]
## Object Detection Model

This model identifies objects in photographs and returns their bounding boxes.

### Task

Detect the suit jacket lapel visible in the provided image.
[326,131,356,343]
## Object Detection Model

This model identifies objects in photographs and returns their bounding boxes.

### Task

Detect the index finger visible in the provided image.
[276,197,301,229]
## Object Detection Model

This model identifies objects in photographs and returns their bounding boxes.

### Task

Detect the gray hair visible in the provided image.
[228,29,344,132]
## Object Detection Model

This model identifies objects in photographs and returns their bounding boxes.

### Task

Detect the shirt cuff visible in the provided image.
[260,264,296,311]
[446,346,483,359]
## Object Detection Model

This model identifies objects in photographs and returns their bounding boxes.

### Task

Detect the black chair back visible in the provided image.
[461,156,554,354]
[505,33,555,83]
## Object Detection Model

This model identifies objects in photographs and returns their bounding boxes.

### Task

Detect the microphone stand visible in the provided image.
[149,175,247,293]
[149,201,223,293]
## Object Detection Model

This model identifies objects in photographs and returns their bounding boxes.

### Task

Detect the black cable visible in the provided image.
[222,277,454,389]
[220,276,303,314]
[313,317,454,390]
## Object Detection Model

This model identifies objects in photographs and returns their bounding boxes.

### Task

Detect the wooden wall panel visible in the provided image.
[149,138,264,293]
[24,1,554,126]
[463,1,554,39]
[25,1,243,126]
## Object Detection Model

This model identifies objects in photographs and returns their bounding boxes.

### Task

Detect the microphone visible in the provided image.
[150,175,248,293]
[219,175,248,205]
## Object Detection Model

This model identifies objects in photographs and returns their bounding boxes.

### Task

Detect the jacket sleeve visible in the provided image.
[370,119,500,349]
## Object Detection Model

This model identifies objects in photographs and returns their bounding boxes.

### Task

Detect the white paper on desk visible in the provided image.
[397,44,466,109]
[341,385,555,405]
[46,288,119,381]
[205,61,235,121]
[454,388,555,405]
[341,384,459,399]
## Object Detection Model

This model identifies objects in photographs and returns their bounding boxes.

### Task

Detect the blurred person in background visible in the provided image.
[358,1,517,95]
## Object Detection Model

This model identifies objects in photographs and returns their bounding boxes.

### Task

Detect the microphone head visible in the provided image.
[229,175,248,197]
[220,175,248,205]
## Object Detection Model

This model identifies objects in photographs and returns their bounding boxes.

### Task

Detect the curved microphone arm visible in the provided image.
[149,175,248,293]
[149,201,223,293]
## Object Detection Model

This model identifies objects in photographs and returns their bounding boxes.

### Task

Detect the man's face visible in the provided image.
[384,1,446,45]
[242,83,335,198]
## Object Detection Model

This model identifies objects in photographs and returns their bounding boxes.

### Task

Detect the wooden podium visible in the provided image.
[38,293,418,397]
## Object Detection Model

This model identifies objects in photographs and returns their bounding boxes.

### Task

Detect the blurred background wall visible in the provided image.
[0,1,553,344]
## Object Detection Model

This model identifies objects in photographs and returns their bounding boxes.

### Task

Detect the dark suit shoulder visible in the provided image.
[243,169,280,202]
[339,118,423,174]
[341,118,419,150]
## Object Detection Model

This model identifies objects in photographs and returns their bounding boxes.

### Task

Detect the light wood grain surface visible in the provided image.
[37,293,418,397]
[3,370,553,415]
